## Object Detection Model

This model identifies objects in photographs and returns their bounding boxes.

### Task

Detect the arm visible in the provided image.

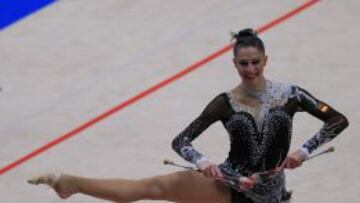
[172,93,255,186]
[296,86,349,155]
[282,86,349,169]
[171,93,225,167]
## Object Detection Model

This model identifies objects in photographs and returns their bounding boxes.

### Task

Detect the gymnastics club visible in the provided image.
[304,146,335,161]
[163,159,197,170]
[252,146,336,181]
[164,146,335,192]
[163,146,335,171]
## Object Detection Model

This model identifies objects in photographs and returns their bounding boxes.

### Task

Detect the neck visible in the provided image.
[241,76,267,93]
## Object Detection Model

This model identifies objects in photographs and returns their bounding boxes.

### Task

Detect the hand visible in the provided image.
[281,150,307,169]
[197,160,224,180]
[238,175,256,190]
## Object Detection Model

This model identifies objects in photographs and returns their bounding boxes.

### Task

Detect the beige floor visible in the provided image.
[1,0,359,202]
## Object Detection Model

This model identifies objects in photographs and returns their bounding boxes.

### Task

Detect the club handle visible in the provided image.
[305,146,335,161]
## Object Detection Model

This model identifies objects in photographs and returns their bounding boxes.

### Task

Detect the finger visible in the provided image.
[215,167,224,178]
[212,167,221,178]
[206,171,212,178]
[206,170,213,177]
[207,166,214,177]
[298,160,303,167]
[281,159,288,169]
[203,168,211,177]
[292,157,302,168]
[247,179,255,188]
[288,156,299,168]
[280,158,288,168]
[242,178,255,189]
[288,159,300,169]
[207,168,214,177]
[210,165,218,176]
[287,161,295,169]
[294,160,302,168]
[285,159,294,169]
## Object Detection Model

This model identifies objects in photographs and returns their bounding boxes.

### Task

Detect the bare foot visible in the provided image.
[28,173,79,199]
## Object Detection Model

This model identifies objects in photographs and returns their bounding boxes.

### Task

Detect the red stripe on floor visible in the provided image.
[0,0,320,175]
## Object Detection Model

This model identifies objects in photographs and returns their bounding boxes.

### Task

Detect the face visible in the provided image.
[233,46,267,85]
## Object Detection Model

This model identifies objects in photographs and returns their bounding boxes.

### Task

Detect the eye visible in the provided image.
[251,60,260,65]
[238,61,249,66]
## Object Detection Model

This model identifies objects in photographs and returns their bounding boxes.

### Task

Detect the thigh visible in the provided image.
[144,170,231,203]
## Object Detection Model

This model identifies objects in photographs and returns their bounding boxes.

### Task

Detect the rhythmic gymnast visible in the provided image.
[28,28,349,203]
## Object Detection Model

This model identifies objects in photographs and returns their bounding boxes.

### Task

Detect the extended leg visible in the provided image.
[29,170,231,203]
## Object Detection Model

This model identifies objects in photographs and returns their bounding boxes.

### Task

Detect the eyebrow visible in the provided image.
[238,57,262,61]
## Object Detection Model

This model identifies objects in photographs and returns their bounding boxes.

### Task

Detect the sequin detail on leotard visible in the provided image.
[172,80,349,202]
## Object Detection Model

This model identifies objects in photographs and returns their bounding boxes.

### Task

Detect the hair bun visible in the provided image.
[231,28,265,55]
[231,28,257,41]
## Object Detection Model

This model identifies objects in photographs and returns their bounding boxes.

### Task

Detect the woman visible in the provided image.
[29,28,349,203]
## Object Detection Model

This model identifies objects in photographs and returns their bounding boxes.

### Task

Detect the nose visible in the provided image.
[244,63,256,72]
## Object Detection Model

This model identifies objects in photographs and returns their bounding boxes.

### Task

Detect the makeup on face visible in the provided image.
[237,58,262,67]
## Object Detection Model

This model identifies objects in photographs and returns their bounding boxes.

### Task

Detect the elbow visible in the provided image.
[171,137,180,152]
[171,135,190,154]
[324,112,349,135]
[333,112,349,132]
[340,114,349,130]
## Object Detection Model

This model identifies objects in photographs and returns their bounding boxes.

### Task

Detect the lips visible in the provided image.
[245,75,255,79]
[244,74,257,79]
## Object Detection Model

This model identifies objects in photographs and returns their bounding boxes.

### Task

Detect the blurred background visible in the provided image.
[1,0,359,202]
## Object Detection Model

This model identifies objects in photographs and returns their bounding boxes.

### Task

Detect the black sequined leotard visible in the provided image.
[172,80,349,203]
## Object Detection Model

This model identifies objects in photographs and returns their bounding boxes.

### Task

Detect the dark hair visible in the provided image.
[232,28,265,57]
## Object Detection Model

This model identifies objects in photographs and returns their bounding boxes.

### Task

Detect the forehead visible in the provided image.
[236,46,263,60]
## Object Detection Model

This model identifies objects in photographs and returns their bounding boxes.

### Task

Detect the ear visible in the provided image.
[232,58,237,68]
[263,55,268,66]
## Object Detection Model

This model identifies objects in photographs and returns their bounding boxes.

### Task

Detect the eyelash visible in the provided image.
[238,60,260,66]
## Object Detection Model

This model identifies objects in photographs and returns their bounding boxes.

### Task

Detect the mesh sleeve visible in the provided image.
[171,93,228,166]
[296,86,349,154]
